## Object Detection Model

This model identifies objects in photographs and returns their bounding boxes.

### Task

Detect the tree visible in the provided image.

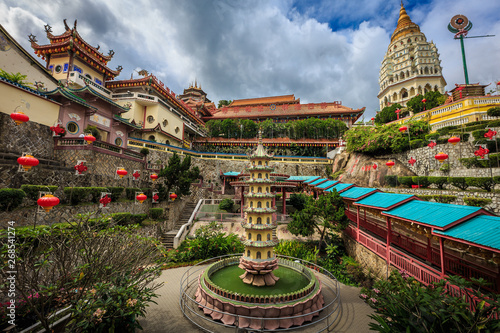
[158,152,200,200]
[287,191,348,247]
[406,91,446,114]
[289,193,308,211]
[375,103,403,124]
[217,100,232,108]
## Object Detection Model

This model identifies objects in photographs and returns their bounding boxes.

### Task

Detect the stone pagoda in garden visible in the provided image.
[238,130,280,286]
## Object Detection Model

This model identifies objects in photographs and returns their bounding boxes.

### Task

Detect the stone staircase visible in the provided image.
[0,148,72,172]
[161,202,198,249]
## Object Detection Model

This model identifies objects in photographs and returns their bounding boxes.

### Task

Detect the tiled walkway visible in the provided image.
[140,266,374,332]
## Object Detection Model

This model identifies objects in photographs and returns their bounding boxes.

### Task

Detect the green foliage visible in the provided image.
[411,176,430,188]
[289,193,308,211]
[417,195,433,201]
[111,212,132,225]
[487,119,500,127]
[447,177,469,190]
[384,175,398,187]
[20,185,58,201]
[126,188,141,200]
[217,100,232,108]
[149,208,164,220]
[170,222,244,262]
[472,129,488,141]
[425,133,440,141]
[427,176,448,189]
[440,163,450,173]
[274,240,318,263]
[288,191,348,246]
[63,187,90,205]
[131,214,148,225]
[397,176,414,188]
[487,106,500,117]
[107,187,124,201]
[361,271,500,333]
[463,197,492,207]
[375,103,402,124]
[331,169,344,180]
[218,198,234,212]
[418,194,457,204]
[345,120,429,155]
[460,153,500,168]
[409,139,425,148]
[406,90,446,114]
[0,188,26,211]
[140,147,149,155]
[0,68,30,86]
[158,152,200,200]
[465,177,496,192]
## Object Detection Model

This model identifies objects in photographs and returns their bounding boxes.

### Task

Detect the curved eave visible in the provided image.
[44,87,97,110]
[69,86,129,112]
[241,223,278,230]
[242,240,279,247]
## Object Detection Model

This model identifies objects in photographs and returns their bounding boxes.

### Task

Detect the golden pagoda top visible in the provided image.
[390,1,421,43]
[250,130,273,160]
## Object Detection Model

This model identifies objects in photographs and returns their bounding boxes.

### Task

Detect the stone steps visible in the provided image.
[161,203,198,249]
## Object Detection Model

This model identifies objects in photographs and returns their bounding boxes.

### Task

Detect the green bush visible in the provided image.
[463,197,492,207]
[397,176,414,188]
[433,195,457,204]
[289,193,308,211]
[111,212,132,225]
[427,176,448,189]
[149,208,164,220]
[274,240,319,262]
[89,187,107,203]
[416,195,433,201]
[439,163,450,173]
[131,213,148,225]
[447,177,468,190]
[472,129,488,141]
[425,133,440,141]
[465,177,496,192]
[63,187,91,205]
[218,198,234,212]
[409,139,425,149]
[487,106,500,117]
[107,187,124,201]
[332,169,344,180]
[140,147,150,155]
[436,137,450,145]
[0,188,26,211]
[20,185,58,201]
[384,175,398,187]
[126,188,141,200]
[487,119,500,127]
[411,176,430,188]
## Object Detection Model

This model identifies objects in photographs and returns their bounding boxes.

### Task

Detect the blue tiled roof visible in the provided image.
[316,180,338,189]
[287,176,316,181]
[326,183,354,193]
[223,171,240,176]
[383,200,483,229]
[434,215,500,250]
[309,178,327,186]
[355,192,415,209]
[304,177,321,184]
[340,187,378,200]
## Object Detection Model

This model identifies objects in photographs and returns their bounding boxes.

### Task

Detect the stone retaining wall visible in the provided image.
[343,235,392,280]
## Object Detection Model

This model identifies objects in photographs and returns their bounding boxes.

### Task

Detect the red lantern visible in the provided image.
[428,141,437,149]
[84,134,96,144]
[10,111,29,125]
[169,193,177,201]
[399,125,408,133]
[150,173,158,182]
[99,194,111,207]
[116,168,128,178]
[408,157,416,166]
[386,160,395,169]
[74,162,88,174]
[17,154,39,171]
[37,194,60,212]
[448,136,460,145]
[136,193,147,204]
[421,99,426,103]
[133,171,140,179]
[434,152,448,163]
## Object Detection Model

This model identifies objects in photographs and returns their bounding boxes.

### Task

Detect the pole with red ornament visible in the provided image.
[395,108,401,120]
[484,128,499,168]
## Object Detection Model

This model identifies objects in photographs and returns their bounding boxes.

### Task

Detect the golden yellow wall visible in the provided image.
[246,247,275,260]
[48,56,69,81]
[73,59,106,83]
[0,82,60,126]
[247,213,272,224]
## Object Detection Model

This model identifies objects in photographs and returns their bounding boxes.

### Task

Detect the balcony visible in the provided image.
[54,137,144,162]
[67,71,112,96]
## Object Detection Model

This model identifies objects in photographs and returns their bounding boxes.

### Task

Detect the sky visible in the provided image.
[1,0,499,120]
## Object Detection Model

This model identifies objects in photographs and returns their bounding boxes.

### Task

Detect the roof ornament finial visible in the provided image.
[63,19,70,31]
[73,19,77,30]
[28,34,37,43]
[96,44,100,50]
[44,24,52,34]
[116,65,123,72]
[108,49,115,57]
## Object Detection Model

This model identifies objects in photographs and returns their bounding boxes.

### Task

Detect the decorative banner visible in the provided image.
[89,114,110,128]
[484,129,497,141]
[74,160,88,175]
[132,170,141,180]
[408,157,417,166]
[474,145,490,160]
[99,192,112,208]
[152,191,159,204]
[428,140,437,149]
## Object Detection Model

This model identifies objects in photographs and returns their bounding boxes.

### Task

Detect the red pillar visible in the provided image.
[356,206,360,241]
[240,186,244,218]
[282,187,286,215]
[427,237,432,263]
[386,216,392,265]
[439,237,445,279]
[223,177,226,195]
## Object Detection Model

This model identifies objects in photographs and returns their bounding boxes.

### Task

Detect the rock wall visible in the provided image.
[343,235,394,280]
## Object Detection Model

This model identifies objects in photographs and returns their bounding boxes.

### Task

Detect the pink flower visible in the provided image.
[370,298,377,303]
[373,288,380,294]
[360,293,368,299]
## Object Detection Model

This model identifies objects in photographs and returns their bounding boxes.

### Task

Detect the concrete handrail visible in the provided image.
[173,199,203,248]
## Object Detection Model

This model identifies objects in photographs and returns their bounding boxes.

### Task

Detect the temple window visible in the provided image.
[249,217,252,223]
[267,251,271,258]
[266,201,270,208]
[266,187,269,192]
[257,201,262,208]
[247,250,250,257]
[248,233,252,240]
[257,217,262,224]
[258,173,262,179]
[267,233,271,241]
[250,201,253,208]
[258,161,262,165]
[267,217,270,224]
[258,187,262,193]
[256,252,261,259]
[257,234,262,241]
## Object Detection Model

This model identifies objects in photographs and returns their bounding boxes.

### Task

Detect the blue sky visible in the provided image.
[1,0,499,121]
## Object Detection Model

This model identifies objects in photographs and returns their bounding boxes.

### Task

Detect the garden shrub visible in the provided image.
[409,139,424,149]
[425,133,440,141]
[447,177,468,190]
[436,137,450,145]
[332,169,344,180]
[416,195,433,201]
[149,208,164,220]
[131,213,148,225]
[89,187,107,203]
[384,175,398,187]
[107,187,124,201]
[289,193,308,211]
[0,188,26,211]
[487,106,500,117]
[411,176,430,188]
[439,163,450,173]
[472,129,488,141]
[427,176,447,189]
[487,119,500,127]
[218,198,234,212]
[140,147,150,155]
[465,177,496,192]
[63,187,92,205]
[274,240,318,262]
[463,197,492,207]
[20,185,58,201]
[111,212,132,225]
[126,188,141,200]
[433,195,457,204]
[397,176,414,188]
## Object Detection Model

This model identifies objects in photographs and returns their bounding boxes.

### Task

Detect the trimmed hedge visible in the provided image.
[425,133,440,141]
[427,176,447,189]
[409,139,425,149]
[110,212,148,225]
[463,197,492,207]
[472,129,488,141]
[63,187,113,204]
[150,208,164,220]
[411,176,430,188]
[416,194,457,204]
[465,177,496,192]
[447,177,468,190]
[131,213,148,225]
[108,187,124,200]
[0,188,26,211]
[20,185,58,201]
[398,176,414,188]
[126,188,141,200]
[385,175,398,187]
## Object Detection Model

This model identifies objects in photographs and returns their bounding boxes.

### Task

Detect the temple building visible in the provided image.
[202,94,365,128]
[378,2,447,110]
[178,81,217,118]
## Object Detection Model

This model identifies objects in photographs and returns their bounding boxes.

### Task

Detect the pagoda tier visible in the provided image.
[30,20,121,79]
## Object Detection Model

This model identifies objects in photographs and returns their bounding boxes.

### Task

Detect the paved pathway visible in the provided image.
[140,266,374,332]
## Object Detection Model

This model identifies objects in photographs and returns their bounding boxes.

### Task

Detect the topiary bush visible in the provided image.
[218,198,234,212]
[131,213,148,225]
[111,212,132,225]
[0,188,26,211]
[20,185,58,201]
[463,197,492,207]
[427,176,448,189]
[384,175,398,187]
[472,129,488,141]
[447,177,468,190]
[149,208,164,220]
[411,176,430,188]
[487,106,500,117]
[126,188,141,200]
[465,177,496,192]
[409,139,425,149]
[108,187,124,201]
[433,195,457,204]
[416,195,433,201]
[63,187,92,205]
[398,176,414,188]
